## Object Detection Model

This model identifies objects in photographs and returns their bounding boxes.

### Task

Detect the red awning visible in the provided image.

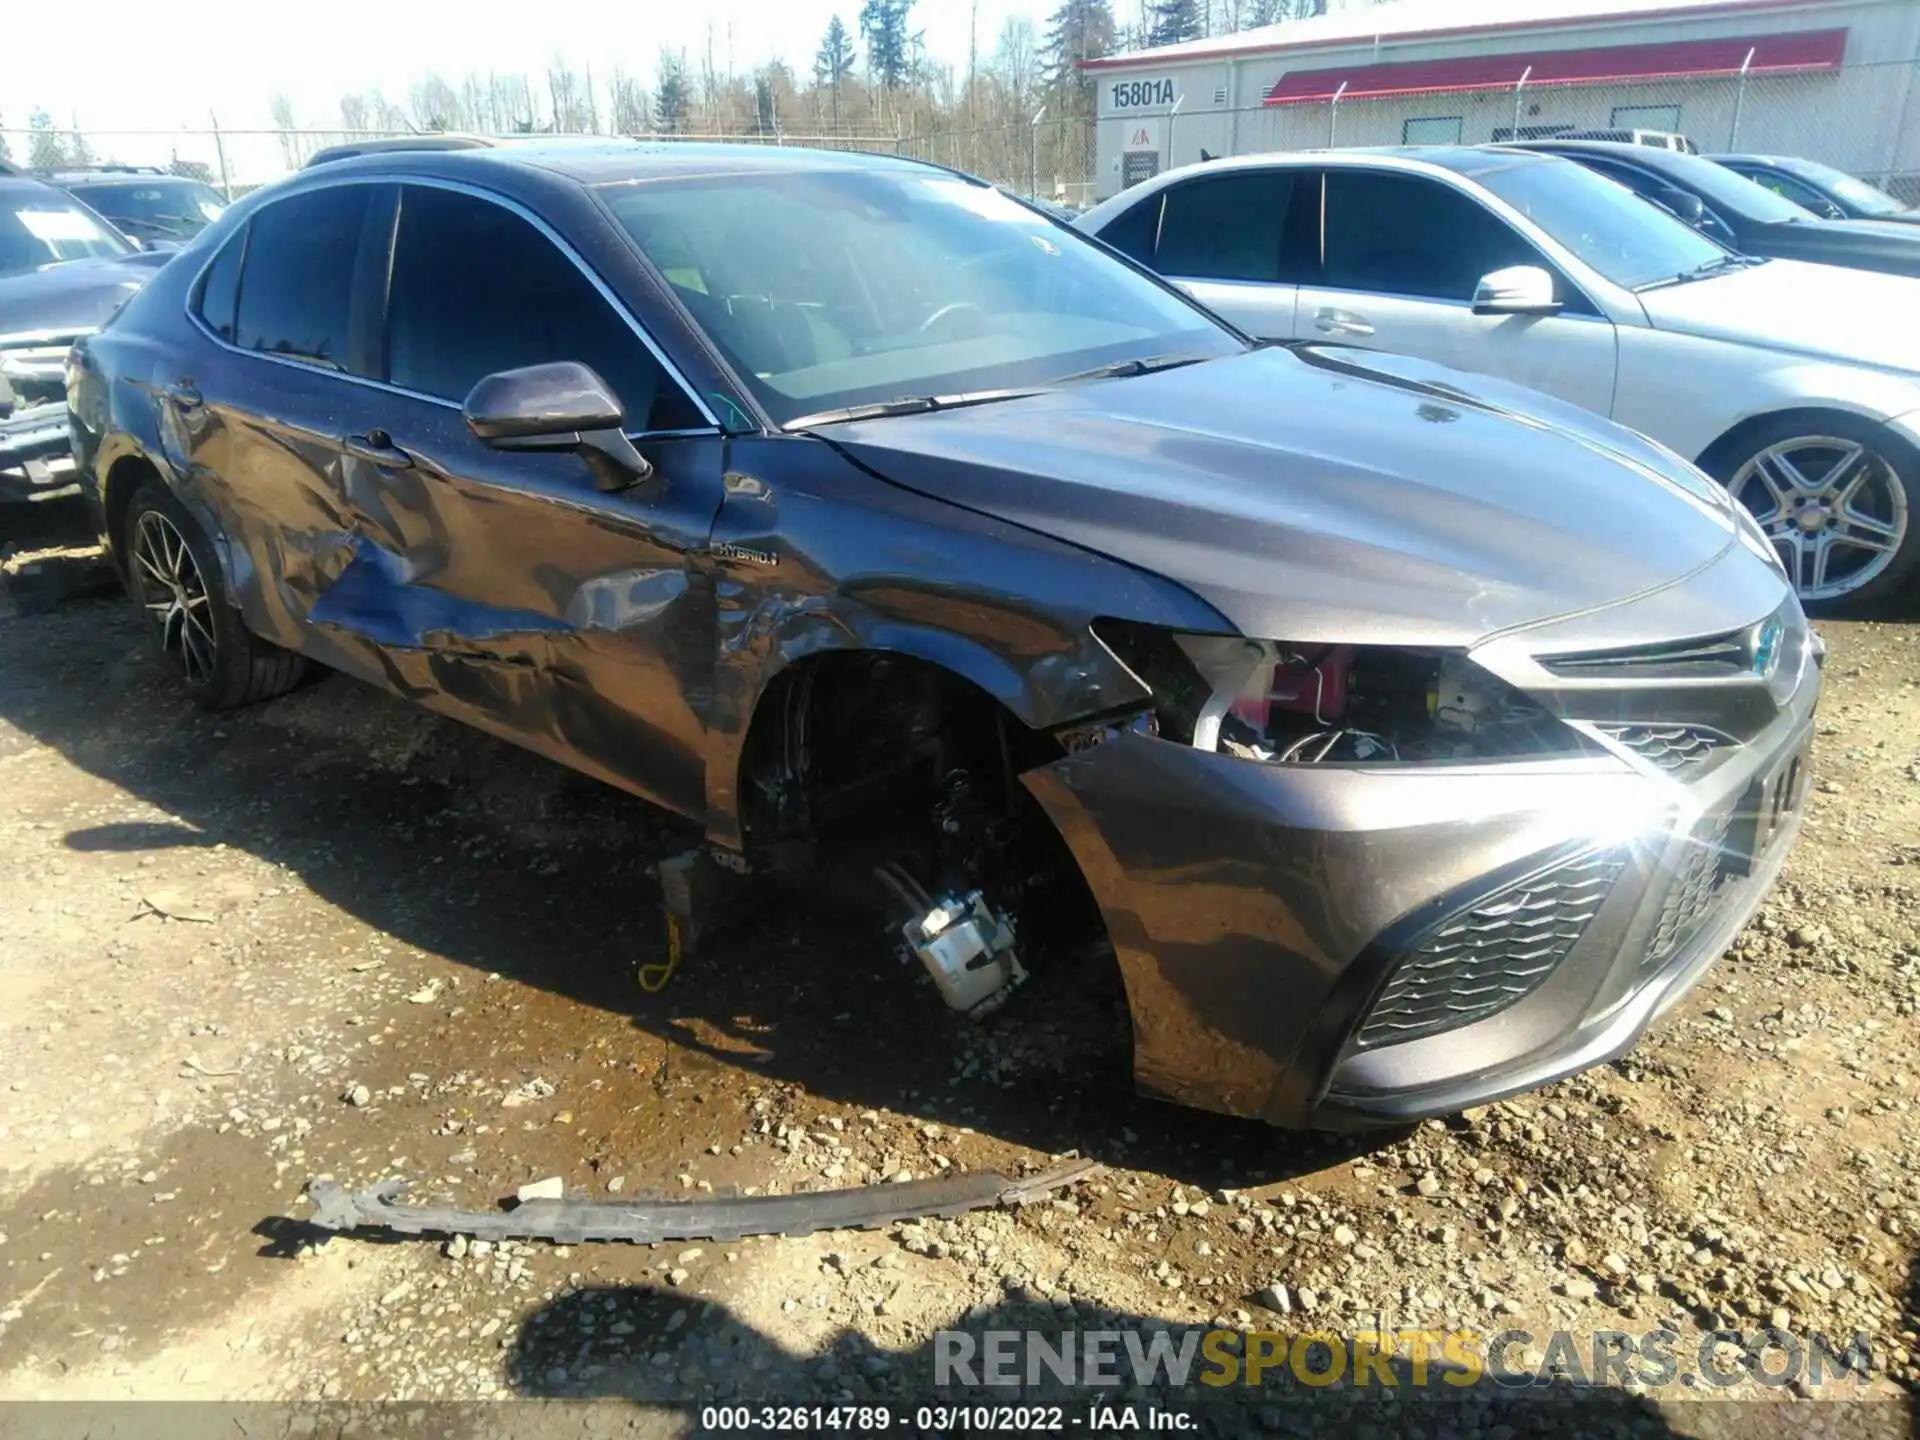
[1263,28,1847,105]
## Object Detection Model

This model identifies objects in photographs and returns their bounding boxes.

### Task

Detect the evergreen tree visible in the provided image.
[1043,0,1117,119]
[654,50,693,133]
[753,72,777,135]
[1145,0,1203,47]
[26,110,67,175]
[859,0,917,91]
[814,16,857,122]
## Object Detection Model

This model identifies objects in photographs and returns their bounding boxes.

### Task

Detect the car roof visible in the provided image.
[53,169,188,185]
[1110,144,1561,188]
[1517,138,1691,170]
[307,137,953,186]
[0,174,82,200]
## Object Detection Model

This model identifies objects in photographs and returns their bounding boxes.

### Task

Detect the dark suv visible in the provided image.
[68,143,1816,1128]
[2,172,169,504]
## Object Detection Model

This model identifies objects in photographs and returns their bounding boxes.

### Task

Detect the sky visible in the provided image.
[0,0,1057,182]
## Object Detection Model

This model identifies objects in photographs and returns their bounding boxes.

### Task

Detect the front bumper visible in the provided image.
[0,401,79,503]
[1022,634,1820,1129]
[1,334,86,505]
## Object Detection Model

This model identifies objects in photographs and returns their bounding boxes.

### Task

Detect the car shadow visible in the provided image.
[495,1284,1709,1437]
[0,593,1391,1188]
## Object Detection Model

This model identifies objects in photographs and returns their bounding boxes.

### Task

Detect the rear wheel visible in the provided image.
[1714,416,1917,609]
[124,482,307,709]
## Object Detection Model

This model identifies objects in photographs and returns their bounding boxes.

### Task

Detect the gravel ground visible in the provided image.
[0,520,1915,1437]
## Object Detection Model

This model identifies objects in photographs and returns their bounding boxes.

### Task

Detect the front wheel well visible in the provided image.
[736,650,1065,855]
[734,648,1107,953]
[1695,406,1920,478]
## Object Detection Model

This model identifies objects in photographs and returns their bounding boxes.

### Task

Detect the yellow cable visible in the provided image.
[638,913,684,994]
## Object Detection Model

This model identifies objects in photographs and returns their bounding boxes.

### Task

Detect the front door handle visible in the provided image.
[1314,307,1376,338]
[342,430,413,469]
[166,381,203,409]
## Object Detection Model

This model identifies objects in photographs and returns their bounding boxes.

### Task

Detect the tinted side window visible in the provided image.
[233,186,374,370]
[1095,195,1160,264]
[1755,171,1828,211]
[1155,174,1294,283]
[195,225,246,342]
[1320,171,1542,302]
[386,185,702,431]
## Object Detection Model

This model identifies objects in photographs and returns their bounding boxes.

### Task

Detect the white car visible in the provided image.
[1075,147,1920,608]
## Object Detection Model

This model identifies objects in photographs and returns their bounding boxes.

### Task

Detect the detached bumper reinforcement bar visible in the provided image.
[304,1159,1101,1245]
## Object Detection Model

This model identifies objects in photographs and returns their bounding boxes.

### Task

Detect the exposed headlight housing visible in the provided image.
[1093,621,1594,765]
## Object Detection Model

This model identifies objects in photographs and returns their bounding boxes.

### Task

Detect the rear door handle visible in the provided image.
[166,381,202,409]
[342,430,413,469]
[1314,308,1375,338]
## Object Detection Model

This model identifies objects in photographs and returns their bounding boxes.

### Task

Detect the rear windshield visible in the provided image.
[599,168,1240,424]
[0,196,132,278]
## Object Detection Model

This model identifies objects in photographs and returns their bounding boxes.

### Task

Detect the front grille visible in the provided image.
[0,336,86,408]
[1355,848,1625,1050]
[1643,808,1735,973]
[1540,630,1751,679]
[1596,723,1733,777]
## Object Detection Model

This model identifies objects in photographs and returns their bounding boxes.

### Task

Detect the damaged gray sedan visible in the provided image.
[68,142,1818,1130]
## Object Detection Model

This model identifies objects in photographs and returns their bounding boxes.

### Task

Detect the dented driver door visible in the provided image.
[302,181,728,821]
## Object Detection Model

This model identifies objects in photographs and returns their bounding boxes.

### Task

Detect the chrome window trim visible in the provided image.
[181,172,723,436]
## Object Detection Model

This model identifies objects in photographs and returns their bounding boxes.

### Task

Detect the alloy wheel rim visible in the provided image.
[131,511,217,685]
[1730,435,1909,601]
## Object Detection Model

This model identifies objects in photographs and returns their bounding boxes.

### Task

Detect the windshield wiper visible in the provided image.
[1637,253,1761,291]
[1048,352,1215,385]
[785,386,1043,430]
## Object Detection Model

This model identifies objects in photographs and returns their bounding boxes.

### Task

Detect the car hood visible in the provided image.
[1638,258,1920,373]
[0,253,161,337]
[824,346,1762,648]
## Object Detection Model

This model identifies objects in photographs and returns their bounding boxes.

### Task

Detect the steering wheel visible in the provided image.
[920,300,987,335]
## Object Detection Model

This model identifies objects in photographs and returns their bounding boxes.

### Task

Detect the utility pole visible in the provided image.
[967,0,979,129]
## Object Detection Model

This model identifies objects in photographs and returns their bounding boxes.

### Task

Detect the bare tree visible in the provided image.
[608,66,650,135]
[992,16,1041,118]
[270,94,302,168]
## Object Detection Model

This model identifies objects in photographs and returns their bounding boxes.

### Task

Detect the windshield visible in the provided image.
[599,169,1241,425]
[0,196,133,277]
[1655,152,1814,223]
[71,179,227,238]
[1474,157,1731,289]
[1783,159,1907,217]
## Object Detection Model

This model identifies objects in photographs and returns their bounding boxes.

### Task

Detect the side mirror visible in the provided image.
[462,361,653,492]
[1471,265,1562,316]
[141,238,185,254]
[1655,188,1708,227]
[1818,200,1846,221]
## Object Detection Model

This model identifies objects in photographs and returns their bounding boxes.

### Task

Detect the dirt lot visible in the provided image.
[0,511,1916,1436]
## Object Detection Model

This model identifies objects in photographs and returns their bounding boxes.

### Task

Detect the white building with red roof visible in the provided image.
[1082,0,1920,199]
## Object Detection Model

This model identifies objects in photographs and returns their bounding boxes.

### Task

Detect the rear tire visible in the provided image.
[1708,414,1919,611]
[123,481,307,710]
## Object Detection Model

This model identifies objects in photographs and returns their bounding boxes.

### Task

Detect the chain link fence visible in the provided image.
[7,59,1913,209]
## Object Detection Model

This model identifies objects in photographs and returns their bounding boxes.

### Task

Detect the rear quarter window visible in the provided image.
[194,225,246,341]
[231,186,376,371]
[1093,196,1160,264]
